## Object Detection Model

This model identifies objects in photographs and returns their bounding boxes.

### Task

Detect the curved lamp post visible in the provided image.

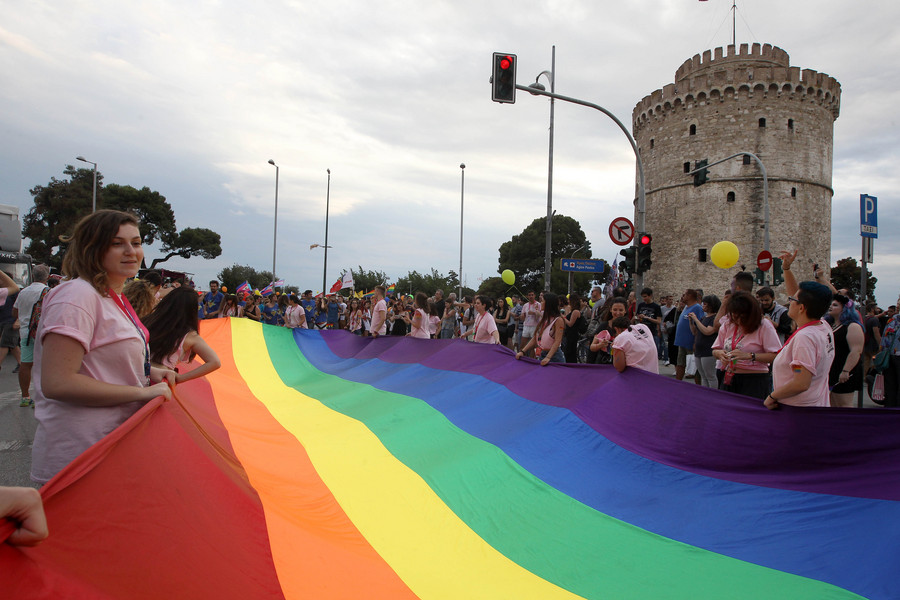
[75,156,98,213]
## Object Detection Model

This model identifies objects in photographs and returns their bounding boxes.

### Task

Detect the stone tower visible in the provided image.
[631,43,840,298]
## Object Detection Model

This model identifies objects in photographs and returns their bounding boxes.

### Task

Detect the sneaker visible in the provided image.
[19,397,31,407]
[13,364,20,374]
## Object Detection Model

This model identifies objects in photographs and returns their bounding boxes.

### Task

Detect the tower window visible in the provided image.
[698,249,708,262]
[650,138,655,149]
[788,118,794,130]
[727,191,736,202]
[758,118,766,128]
[689,124,697,136]
[791,187,797,198]
[742,155,751,165]
[683,162,691,173]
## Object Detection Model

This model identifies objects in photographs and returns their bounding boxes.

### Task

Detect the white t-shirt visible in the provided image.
[13,282,49,335]
[31,278,149,483]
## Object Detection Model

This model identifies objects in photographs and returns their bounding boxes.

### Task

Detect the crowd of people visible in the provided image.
[4,209,900,548]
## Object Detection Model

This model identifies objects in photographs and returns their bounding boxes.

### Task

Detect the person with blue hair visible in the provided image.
[826,293,864,407]
[765,250,836,409]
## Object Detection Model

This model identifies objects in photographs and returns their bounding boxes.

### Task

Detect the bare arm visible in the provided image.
[838,323,864,384]
[41,334,171,406]
[780,249,799,298]
[540,319,565,366]
[612,348,627,372]
[765,365,812,409]
[175,332,222,384]
[0,270,19,296]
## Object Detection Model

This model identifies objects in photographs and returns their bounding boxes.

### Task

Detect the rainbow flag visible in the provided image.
[387,283,396,295]
[2,320,898,599]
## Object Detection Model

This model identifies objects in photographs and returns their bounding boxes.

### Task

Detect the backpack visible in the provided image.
[26,287,50,346]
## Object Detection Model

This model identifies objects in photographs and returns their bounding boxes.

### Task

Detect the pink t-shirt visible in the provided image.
[522,301,542,328]
[31,278,149,483]
[772,321,835,407]
[712,317,781,373]
[472,311,498,344]
[410,308,431,339]
[612,323,659,374]
[429,315,440,336]
[371,299,388,335]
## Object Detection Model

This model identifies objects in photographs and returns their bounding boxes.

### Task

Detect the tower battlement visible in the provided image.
[633,43,841,127]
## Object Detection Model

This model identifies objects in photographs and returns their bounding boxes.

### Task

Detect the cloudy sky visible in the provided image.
[2,1,899,301]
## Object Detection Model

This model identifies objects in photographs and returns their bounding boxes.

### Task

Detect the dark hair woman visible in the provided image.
[243,294,261,322]
[220,294,242,318]
[689,294,722,388]
[408,292,431,339]
[144,287,221,383]
[31,210,176,484]
[590,296,628,364]
[516,292,564,365]
[561,292,586,363]
[347,297,364,335]
[711,291,781,400]
[826,294,864,407]
[491,297,511,346]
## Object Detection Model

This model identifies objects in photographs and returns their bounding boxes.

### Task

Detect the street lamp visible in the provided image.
[75,156,98,213]
[527,45,556,292]
[459,163,465,300]
[267,159,279,283]
[323,168,331,296]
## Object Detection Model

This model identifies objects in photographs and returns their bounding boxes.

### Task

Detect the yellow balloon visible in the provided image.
[710,241,740,269]
[506,296,513,307]
[501,269,515,285]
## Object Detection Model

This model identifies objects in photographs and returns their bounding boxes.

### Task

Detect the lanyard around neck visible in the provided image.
[108,289,151,384]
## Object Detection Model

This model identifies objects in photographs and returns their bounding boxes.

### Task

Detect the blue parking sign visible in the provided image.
[860,194,877,238]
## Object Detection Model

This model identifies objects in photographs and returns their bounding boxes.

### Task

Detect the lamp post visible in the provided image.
[527,46,555,292]
[267,159,279,283]
[323,168,331,296]
[75,156,97,213]
[459,163,465,300]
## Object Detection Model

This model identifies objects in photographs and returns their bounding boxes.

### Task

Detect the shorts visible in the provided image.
[522,325,536,338]
[676,347,693,367]
[19,336,34,363]
[0,322,19,349]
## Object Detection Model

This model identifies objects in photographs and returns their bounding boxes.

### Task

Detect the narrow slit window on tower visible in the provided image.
[758,117,766,128]
[727,191,736,202]
[791,187,797,198]
[650,138,655,149]
[698,249,707,262]
[788,118,794,130]
[683,162,691,173]
[689,124,697,136]
[743,155,751,165]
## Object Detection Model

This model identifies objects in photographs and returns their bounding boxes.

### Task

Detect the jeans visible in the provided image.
[539,348,565,363]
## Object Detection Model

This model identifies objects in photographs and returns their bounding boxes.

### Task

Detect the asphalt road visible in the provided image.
[0,354,38,488]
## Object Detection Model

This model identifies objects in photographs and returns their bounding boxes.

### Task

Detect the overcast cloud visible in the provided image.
[2,1,899,301]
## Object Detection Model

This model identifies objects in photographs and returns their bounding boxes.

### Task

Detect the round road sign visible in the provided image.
[609,217,635,246]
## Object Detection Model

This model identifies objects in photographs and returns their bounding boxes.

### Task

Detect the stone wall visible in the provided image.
[630,43,840,300]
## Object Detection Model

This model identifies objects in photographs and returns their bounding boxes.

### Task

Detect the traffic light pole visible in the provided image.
[517,84,647,290]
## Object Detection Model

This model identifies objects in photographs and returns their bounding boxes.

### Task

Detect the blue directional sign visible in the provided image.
[560,258,605,273]
[860,194,878,238]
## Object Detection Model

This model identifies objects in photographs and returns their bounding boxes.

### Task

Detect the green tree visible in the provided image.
[829,257,877,303]
[476,276,510,299]
[149,227,222,269]
[22,165,222,270]
[396,268,457,297]
[23,166,99,268]
[350,266,390,293]
[498,214,593,295]
[217,264,274,292]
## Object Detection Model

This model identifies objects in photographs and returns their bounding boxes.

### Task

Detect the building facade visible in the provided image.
[631,42,840,298]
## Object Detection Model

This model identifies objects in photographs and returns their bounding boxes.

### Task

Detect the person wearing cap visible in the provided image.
[765,250,836,409]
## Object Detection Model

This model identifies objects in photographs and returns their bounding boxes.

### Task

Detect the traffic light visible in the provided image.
[693,159,709,186]
[753,267,766,287]
[772,258,784,286]
[619,246,637,275]
[636,233,652,273]
[491,52,517,103]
